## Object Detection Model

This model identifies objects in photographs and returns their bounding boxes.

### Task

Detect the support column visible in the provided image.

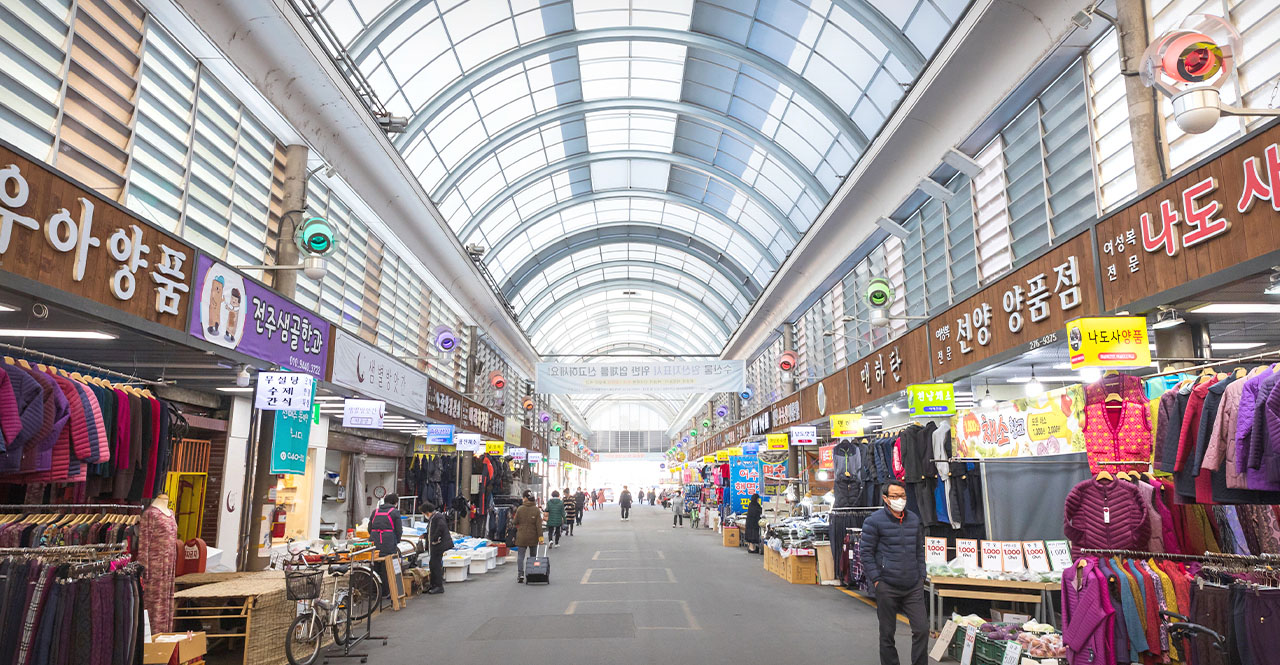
[242,144,307,571]
[1116,0,1165,189]
[781,323,799,483]
[1154,323,1207,372]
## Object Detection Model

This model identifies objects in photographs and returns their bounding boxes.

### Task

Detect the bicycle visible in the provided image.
[284,546,383,665]
[275,539,382,621]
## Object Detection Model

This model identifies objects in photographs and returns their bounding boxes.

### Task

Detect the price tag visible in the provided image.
[925,537,948,565]
[1001,641,1023,665]
[1045,540,1073,571]
[960,626,977,665]
[930,620,958,662]
[981,540,1004,572]
[955,538,979,570]
[1001,541,1026,572]
[1022,541,1051,573]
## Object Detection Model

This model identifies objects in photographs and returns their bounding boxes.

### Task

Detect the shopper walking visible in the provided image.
[648,488,656,506]
[368,494,402,598]
[671,491,685,527]
[574,488,586,525]
[619,486,633,521]
[511,490,543,583]
[562,488,577,536]
[860,481,927,665]
[423,501,448,594]
[744,494,763,553]
[544,491,566,547]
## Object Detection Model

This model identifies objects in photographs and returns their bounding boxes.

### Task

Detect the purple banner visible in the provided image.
[187,253,331,377]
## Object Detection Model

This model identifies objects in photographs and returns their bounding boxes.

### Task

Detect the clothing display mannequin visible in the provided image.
[139,493,178,632]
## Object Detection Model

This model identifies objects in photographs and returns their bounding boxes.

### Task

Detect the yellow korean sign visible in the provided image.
[726,446,743,457]
[485,440,505,455]
[766,433,789,450]
[702,455,714,464]
[1067,316,1151,369]
[830,413,864,438]
[715,450,730,462]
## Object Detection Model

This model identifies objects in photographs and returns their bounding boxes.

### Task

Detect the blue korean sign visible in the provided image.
[270,408,312,475]
[727,456,762,513]
[426,424,454,447]
[741,441,760,456]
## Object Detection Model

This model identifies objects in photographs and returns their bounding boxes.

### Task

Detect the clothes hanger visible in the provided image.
[1095,470,1114,482]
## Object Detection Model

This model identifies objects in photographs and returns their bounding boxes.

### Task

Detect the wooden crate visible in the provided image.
[722,527,740,547]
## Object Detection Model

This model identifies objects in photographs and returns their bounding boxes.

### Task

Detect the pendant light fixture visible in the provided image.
[1025,365,1044,396]
[980,380,997,408]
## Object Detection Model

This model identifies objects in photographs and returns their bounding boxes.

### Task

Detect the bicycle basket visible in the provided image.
[285,568,323,600]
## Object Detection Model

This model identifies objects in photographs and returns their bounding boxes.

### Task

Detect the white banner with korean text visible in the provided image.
[536,361,745,394]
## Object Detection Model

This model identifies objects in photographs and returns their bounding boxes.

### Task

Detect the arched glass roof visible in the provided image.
[316,0,967,359]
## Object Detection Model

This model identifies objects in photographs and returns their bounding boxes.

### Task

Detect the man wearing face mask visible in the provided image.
[860,480,927,665]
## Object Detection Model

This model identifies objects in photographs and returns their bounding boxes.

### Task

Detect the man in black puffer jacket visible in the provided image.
[860,481,927,665]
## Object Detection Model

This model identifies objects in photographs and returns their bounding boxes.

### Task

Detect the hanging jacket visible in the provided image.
[1063,479,1151,559]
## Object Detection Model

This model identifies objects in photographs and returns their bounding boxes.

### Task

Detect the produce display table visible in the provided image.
[926,576,1060,633]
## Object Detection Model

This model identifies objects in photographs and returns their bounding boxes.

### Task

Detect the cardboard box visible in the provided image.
[143,632,207,665]
[782,554,817,584]
[815,544,838,585]
[992,610,1032,625]
[722,527,740,547]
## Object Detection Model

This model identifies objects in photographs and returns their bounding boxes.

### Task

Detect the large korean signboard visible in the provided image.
[849,325,933,406]
[929,232,1097,376]
[188,254,331,378]
[1095,122,1280,311]
[536,360,745,394]
[0,142,195,330]
[426,380,506,440]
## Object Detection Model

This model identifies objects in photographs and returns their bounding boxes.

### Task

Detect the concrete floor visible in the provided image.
[350,502,922,665]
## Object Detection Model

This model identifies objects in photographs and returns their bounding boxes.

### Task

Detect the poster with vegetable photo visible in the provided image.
[951,384,1085,458]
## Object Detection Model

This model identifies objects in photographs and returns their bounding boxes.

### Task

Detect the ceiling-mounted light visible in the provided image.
[0,329,116,339]
[980,381,997,409]
[1152,308,1185,329]
[1080,367,1103,383]
[917,177,960,201]
[235,364,252,388]
[1266,269,1280,295]
[1192,303,1280,314]
[1025,366,1043,396]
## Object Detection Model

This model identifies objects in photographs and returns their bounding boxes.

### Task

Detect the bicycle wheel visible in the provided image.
[347,567,381,621]
[285,613,324,665]
[331,602,352,648]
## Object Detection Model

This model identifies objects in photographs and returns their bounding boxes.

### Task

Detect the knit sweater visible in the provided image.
[1063,478,1151,558]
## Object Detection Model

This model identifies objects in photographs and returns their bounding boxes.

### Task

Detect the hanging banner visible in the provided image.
[702,455,714,464]
[330,329,429,412]
[528,451,542,464]
[766,433,789,450]
[818,444,835,470]
[341,399,385,429]
[535,360,745,394]
[270,408,311,474]
[485,441,505,455]
[255,372,314,411]
[189,254,330,377]
[952,384,1085,458]
[830,413,864,438]
[715,450,730,462]
[759,451,788,497]
[789,426,817,446]
[727,456,762,512]
[1066,316,1152,369]
[425,424,455,448]
[908,383,956,417]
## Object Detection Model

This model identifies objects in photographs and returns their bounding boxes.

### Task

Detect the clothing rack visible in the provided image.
[0,503,143,512]
[1080,548,1280,564]
[1096,460,1154,466]
[932,457,1088,465]
[0,341,166,386]
[1141,348,1280,380]
[0,543,127,553]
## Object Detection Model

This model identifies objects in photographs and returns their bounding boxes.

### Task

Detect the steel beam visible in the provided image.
[457,149,801,243]
[517,263,745,323]
[525,283,733,340]
[485,190,779,269]
[498,225,762,299]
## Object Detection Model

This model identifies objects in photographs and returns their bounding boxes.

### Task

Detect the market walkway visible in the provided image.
[363,502,902,664]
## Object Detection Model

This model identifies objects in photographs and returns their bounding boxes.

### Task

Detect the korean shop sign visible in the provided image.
[766,433,789,450]
[0,142,195,330]
[818,444,835,470]
[189,254,330,377]
[485,440,505,455]
[850,324,933,404]
[342,399,385,429]
[789,426,817,446]
[929,232,1097,376]
[270,408,312,475]
[453,433,481,453]
[748,409,772,437]
[330,329,429,413]
[908,383,956,417]
[830,413,865,438]
[1066,316,1152,369]
[426,380,505,439]
[1094,122,1280,311]
[255,372,314,411]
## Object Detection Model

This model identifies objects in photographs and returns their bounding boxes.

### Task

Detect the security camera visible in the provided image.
[869,308,891,328]
[295,216,338,257]
[866,277,894,309]
[779,350,797,371]
[433,325,458,352]
[235,364,252,387]
[489,371,506,390]
[739,384,755,401]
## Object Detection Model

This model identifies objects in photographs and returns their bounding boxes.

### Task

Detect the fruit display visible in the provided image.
[1016,631,1066,659]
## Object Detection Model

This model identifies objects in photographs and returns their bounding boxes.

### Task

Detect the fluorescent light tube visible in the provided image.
[0,329,116,339]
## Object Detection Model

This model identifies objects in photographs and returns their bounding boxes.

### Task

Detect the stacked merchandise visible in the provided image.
[0,546,144,664]
[0,361,185,502]
[1062,550,1277,665]
[406,453,457,509]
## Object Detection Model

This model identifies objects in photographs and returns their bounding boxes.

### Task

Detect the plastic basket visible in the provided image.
[285,568,323,600]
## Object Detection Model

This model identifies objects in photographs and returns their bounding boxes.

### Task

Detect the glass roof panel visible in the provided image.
[316,0,966,369]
